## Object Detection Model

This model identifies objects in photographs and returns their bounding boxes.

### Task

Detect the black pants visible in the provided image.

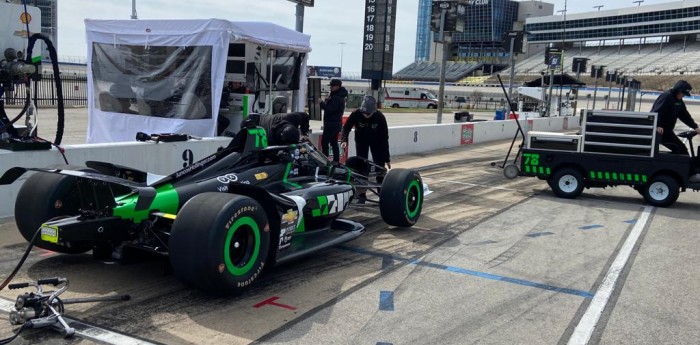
[660,131,689,155]
[355,141,387,185]
[660,131,700,172]
[322,127,341,162]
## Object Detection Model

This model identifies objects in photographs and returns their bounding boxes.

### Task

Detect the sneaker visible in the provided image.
[690,173,700,183]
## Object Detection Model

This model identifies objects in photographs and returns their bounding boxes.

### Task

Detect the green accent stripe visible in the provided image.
[642,175,647,183]
[590,171,596,179]
[224,216,260,276]
[546,167,551,175]
[605,172,610,180]
[113,183,179,223]
[612,173,618,180]
[283,163,302,188]
[31,56,41,64]
[627,173,632,181]
[242,96,249,119]
[406,180,422,218]
[597,172,603,179]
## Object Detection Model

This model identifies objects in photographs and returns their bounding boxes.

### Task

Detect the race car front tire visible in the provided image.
[14,165,94,254]
[379,169,423,227]
[169,193,270,295]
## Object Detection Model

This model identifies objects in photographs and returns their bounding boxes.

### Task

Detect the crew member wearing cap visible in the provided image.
[651,80,700,181]
[258,112,310,145]
[320,78,348,162]
[341,95,391,202]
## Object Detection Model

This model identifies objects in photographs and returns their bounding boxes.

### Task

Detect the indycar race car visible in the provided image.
[0,123,426,295]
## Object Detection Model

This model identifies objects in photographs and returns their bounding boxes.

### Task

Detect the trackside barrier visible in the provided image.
[0,117,578,218]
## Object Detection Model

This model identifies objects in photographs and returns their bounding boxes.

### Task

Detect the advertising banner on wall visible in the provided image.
[307,65,342,78]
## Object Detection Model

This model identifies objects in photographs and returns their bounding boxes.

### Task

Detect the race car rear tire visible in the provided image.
[169,193,270,295]
[379,169,423,227]
[14,165,94,254]
[641,175,679,207]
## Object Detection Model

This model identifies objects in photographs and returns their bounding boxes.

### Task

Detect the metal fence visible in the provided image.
[3,73,88,107]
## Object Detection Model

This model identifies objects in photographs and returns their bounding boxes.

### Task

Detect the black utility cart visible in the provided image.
[519,109,700,207]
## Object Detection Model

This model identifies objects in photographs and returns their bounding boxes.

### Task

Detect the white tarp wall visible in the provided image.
[85,19,311,143]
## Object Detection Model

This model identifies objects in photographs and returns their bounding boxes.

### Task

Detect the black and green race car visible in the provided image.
[0,124,426,295]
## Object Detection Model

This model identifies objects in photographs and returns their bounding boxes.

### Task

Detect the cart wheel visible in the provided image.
[550,168,584,199]
[15,165,95,254]
[380,169,423,227]
[503,164,519,179]
[642,175,679,207]
[170,193,270,295]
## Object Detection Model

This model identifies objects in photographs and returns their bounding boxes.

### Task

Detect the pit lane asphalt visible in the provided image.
[1,139,700,345]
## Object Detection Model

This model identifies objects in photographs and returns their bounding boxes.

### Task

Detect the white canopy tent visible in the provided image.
[85,19,311,143]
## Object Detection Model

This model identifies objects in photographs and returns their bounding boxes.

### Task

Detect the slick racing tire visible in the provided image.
[550,168,584,199]
[14,165,94,254]
[641,175,679,207]
[170,193,270,295]
[379,169,423,227]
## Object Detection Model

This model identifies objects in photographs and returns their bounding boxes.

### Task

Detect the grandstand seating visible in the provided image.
[394,61,483,82]
[509,41,700,77]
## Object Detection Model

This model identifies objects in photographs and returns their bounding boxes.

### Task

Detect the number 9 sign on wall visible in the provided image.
[361,0,397,80]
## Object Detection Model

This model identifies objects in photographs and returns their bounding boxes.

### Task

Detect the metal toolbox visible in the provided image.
[581,110,658,157]
[527,131,582,152]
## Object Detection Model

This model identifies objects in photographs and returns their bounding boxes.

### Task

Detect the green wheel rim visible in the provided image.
[405,179,422,218]
[224,216,260,276]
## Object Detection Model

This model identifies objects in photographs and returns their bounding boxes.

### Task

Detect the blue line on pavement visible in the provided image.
[579,225,604,230]
[379,291,394,311]
[526,232,554,238]
[471,240,498,245]
[376,342,393,345]
[337,246,594,299]
[381,256,394,270]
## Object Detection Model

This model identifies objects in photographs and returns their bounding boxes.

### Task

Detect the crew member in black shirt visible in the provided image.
[651,80,700,181]
[341,95,390,201]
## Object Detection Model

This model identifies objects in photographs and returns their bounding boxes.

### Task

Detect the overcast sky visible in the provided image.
[56,0,675,74]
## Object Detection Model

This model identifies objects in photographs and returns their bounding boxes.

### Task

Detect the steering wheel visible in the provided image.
[677,130,698,139]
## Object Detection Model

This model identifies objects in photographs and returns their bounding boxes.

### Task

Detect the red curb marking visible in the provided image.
[253,297,296,311]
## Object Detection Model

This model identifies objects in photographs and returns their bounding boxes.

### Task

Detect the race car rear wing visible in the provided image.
[0,167,158,212]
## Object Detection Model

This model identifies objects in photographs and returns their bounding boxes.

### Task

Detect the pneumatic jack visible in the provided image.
[7,277,130,339]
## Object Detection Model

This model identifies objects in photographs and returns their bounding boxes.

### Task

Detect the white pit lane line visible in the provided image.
[422,177,524,192]
[0,297,157,345]
[567,205,654,345]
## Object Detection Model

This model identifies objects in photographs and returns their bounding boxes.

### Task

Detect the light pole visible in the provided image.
[338,42,346,78]
[131,0,137,19]
[593,5,603,11]
[633,0,644,6]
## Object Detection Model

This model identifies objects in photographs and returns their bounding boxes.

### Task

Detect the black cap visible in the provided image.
[280,124,300,144]
[673,80,692,97]
[329,78,342,87]
[360,95,377,114]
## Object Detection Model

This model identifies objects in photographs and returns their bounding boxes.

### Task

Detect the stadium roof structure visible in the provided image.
[525,0,700,44]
